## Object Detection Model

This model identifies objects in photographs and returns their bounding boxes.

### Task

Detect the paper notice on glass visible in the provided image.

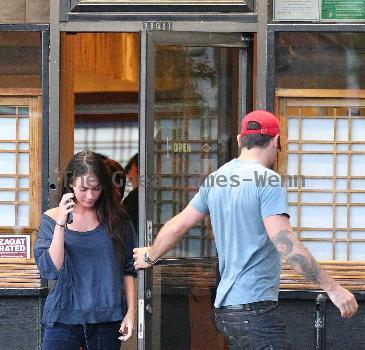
[0,235,30,259]
[274,0,320,21]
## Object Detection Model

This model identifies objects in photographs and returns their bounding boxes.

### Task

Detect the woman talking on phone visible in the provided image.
[34,150,136,350]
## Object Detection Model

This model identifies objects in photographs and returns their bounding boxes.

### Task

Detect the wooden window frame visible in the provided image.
[0,88,42,288]
[276,88,365,291]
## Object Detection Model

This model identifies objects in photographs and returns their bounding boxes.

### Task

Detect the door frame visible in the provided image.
[139,30,251,349]
[49,1,260,348]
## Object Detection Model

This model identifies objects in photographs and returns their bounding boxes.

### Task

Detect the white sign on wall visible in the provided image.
[274,0,320,21]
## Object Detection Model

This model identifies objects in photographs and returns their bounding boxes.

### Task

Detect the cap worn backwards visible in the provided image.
[240,110,280,137]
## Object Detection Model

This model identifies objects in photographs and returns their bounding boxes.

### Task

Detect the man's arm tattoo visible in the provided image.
[272,230,321,285]
[287,254,320,284]
[272,230,294,256]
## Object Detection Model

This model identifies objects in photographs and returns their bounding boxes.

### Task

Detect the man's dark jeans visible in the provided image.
[214,302,292,350]
[41,321,121,350]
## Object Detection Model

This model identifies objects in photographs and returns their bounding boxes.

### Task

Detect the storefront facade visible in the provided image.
[0,1,365,349]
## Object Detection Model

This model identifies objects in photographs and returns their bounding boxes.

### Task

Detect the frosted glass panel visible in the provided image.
[0,178,16,188]
[304,241,332,260]
[336,143,348,151]
[18,143,29,151]
[350,207,365,228]
[0,204,15,226]
[301,206,332,228]
[18,191,29,201]
[350,243,365,260]
[302,119,334,141]
[351,144,365,151]
[351,193,365,203]
[336,179,347,190]
[336,206,347,228]
[336,192,347,203]
[335,242,347,260]
[0,153,16,174]
[95,127,114,141]
[0,118,16,139]
[351,231,365,239]
[0,191,15,201]
[18,177,29,188]
[336,231,347,239]
[350,155,365,176]
[336,155,348,176]
[287,192,298,202]
[287,143,299,151]
[0,143,16,150]
[288,118,299,140]
[287,154,298,176]
[18,153,29,175]
[18,204,29,226]
[288,205,297,226]
[351,119,365,141]
[301,192,333,203]
[335,119,348,141]
[301,154,333,176]
[18,118,29,140]
[351,179,365,190]
[304,178,333,190]
[301,231,332,239]
[302,144,333,152]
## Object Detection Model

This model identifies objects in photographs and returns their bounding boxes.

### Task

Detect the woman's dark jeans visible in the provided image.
[41,321,121,350]
[214,302,292,350]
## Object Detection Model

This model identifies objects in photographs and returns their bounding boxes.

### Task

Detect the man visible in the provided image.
[133,110,358,349]
[123,153,139,232]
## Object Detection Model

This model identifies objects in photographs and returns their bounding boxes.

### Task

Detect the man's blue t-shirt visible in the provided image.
[190,159,289,308]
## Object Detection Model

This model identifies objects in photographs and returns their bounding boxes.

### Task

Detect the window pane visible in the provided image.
[0,118,16,139]
[0,191,15,201]
[276,33,365,89]
[0,142,16,150]
[0,178,16,188]
[301,206,333,228]
[0,153,16,174]
[18,177,29,188]
[301,154,333,176]
[18,153,29,175]
[301,119,334,141]
[18,118,29,140]
[18,204,29,226]
[0,204,15,226]
[18,190,29,201]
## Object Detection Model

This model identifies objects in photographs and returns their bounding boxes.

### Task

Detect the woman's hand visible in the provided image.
[118,311,135,342]
[56,193,75,225]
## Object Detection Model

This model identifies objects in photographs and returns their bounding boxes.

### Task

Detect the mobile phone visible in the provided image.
[66,191,74,225]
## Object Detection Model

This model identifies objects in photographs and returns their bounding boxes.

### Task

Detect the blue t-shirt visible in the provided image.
[190,159,289,308]
[34,214,137,325]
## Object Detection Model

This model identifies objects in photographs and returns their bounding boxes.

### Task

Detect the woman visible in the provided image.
[34,150,136,350]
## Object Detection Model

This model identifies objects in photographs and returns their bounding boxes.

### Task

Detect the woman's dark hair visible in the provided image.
[104,158,126,199]
[240,121,273,150]
[58,150,128,263]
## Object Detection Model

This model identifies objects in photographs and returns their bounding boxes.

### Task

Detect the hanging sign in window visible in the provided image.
[0,235,30,259]
[322,0,365,21]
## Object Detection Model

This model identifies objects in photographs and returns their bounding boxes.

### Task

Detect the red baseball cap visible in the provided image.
[240,110,280,137]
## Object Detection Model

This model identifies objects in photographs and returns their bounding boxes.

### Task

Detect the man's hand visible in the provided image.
[326,285,358,318]
[118,310,135,342]
[133,247,152,270]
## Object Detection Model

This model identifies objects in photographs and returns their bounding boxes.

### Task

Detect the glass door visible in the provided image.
[138,31,252,350]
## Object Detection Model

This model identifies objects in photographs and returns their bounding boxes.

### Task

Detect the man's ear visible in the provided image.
[274,135,281,151]
[236,134,242,148]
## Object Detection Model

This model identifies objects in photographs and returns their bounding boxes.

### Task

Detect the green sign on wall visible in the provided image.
[322,0,365,21]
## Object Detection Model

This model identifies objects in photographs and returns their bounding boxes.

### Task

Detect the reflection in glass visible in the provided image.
[153,46,239,258]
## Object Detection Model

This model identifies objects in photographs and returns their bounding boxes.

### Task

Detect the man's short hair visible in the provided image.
[125,153,138,173]
[240,121,273,150]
